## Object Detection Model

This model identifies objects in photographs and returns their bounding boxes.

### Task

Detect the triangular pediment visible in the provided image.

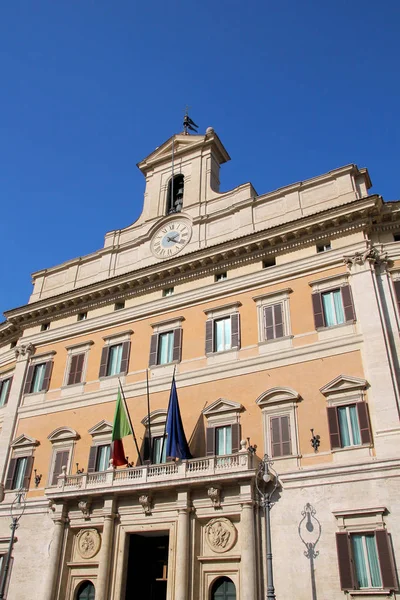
[11,434,39,449]
[48,427,80,443]
[202,398,243,416]
[138,134,206,172]
[88,420,113,437]
[320,375,368,397]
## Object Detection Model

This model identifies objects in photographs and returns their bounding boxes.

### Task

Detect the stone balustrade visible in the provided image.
[46,451,256,499]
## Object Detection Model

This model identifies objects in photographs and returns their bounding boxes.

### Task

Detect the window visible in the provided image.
[149,319,183,368]
[215,426,232,455]
[163,287,174,297]
[336,528,397,591]
[211,577,236,600]
[215,272,227,282]
[256,387,300,466]
[5,456,33,490]
[263,257,276,268]
[205,314,240,354]
[41,322,50,332]
[166,174,184,214]
[264,304,284,340]
[96,444,111,471]
[24,360,53,394]
[317,242,331,253]
[77,312,87,321]
[51,450,69,485]
[114,301,125,311]
[393,233,400,242]
[312,285,355,329]
[152,436,167,464]
[47,426,79,486]
[76,581,96,600]
[10,341,17,349]
[253,289,292,349]
[0,378,12,407]
[67,353,85,385]
[270,415,291,457]
[327,402,371,449]
[99,340,131,378]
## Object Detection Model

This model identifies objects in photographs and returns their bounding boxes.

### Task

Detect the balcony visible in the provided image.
[46,451,257,500]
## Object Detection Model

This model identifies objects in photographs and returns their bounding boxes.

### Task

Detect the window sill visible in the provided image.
[206,348,239,365]
[267,454,300,471]
[61,382,86,398]
[316,322,356,341]
[99,375,126,390]
[332,444,372,463]
[150,362,178,379]
[348,589,393,597]
[22,391,46,405]
[258,336,293,354]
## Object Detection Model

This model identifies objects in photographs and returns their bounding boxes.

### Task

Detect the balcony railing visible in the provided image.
[46,451,256,498]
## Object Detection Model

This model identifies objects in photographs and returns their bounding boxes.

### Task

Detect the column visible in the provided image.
[42,504,66,600]
[240,501,256,600]
[0,343,34,482]
[175,491,190,600]
[96,497,116,600]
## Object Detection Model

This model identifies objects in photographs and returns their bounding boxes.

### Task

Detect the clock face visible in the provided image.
[151,220,192,259]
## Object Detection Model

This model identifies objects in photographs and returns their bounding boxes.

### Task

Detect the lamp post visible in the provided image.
[0,490,26,599]
[255,454,279,600]
[298,503,321,600]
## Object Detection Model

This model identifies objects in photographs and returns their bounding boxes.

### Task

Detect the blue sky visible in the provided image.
[0,1,399,316]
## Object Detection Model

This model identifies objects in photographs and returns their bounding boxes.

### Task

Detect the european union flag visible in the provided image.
[165,376,192,460]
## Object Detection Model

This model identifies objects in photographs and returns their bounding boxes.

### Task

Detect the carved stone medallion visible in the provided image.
[76,528,101,559]
[205,518,237,553]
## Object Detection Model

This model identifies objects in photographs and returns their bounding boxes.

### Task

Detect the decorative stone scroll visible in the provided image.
[205,517,237,553]
[76,528,101,559]
[343,244,390,269]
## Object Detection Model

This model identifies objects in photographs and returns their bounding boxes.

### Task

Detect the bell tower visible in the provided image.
[136,126,231,224]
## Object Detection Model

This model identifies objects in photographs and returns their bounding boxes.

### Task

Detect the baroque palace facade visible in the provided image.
[0,127,399,600]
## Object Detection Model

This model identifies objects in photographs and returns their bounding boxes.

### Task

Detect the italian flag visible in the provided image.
[111,388,133,467]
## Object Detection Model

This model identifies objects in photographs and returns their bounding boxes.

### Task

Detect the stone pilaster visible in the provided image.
[175,491,190,600]
[95,497,116,600]
[42,503,67,600]
[240,501,257,600]
[0,343,35,482]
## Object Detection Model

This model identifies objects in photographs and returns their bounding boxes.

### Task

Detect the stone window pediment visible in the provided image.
[11,434,39,450]
[256,387,300,407]
[320,375,368,404]
[202,398,243,427]
[88,420,113,438]
[48,427,80,443]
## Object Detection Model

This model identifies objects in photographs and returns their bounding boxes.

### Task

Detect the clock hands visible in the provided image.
[166,233,180,243]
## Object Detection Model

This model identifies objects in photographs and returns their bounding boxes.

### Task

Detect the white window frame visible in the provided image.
[256,387,300,470]
[203,302,241,364]
[253,288,293,352]
[150,317,184,376]
[47,427,79,486]
[100,330,133,389]
[309,274,355,340]
[6,434,39,494]
[0,371,13,408]
[141,409,168,463]
[24,351,56,400]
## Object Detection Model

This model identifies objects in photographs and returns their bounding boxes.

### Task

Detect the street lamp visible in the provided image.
[0,490,26,599]
[255,454,279,600]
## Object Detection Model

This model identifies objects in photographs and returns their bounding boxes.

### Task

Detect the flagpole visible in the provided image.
[159,366,176,462]
[146,368,152,463]
[118,379,143,465]
[171,136,175,212]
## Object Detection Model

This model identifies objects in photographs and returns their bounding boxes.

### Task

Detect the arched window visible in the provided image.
[166,174,184,214]
[211,576,236,600]
[76,580,95,600]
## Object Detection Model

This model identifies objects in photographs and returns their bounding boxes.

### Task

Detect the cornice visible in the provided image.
[0,196,387,346]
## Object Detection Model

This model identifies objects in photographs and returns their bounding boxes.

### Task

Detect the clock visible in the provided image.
[151,219,192,259]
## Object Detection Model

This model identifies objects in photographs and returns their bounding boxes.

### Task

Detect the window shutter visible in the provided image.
[87,446,98,473]
[4,459,17,490]
[67,355,78,386]
[52,450,69,485]
[3,377,12,405]
[119,341,131,375]
[356,402,372,445]
[143,437,151,463]
[172,328,182,362]
[42,361,53,392]
[341,285,356,322]
[231,313,240,349]
[280,415,292,456]
[205,320,213,354]
[327,406,341,449]
[149,334,158,367]
[74,353,85,384]
[99,346,109,378]
[264,306,274,340]
[336,532,355,590]
[270,417,282,458]
[375,530,398,590]
[22,456,34,490]
[393,280,400,316]
[274,304,284,339]
[231,423,241,453]
[206,427,216,456]
[23,365,35,395]
[312,292,325,329]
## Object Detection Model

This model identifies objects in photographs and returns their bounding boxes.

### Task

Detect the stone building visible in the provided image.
[0,126,399,600]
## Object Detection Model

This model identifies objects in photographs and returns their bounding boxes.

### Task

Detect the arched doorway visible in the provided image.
[211,576,236,600]
[76,580,95,600]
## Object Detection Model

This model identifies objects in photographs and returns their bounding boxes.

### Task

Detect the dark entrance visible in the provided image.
[211,576,236,600]
[125,532,169,600]
[76,581,95,600]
